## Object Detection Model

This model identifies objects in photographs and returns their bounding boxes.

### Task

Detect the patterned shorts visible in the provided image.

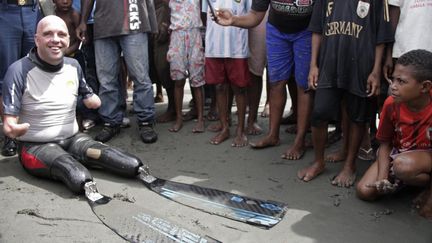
[167,28,205,87]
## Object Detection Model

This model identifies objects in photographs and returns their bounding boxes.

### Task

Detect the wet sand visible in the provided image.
[0,90,431,242]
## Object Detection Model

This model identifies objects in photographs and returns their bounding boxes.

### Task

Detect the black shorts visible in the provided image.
[311,88,372,126]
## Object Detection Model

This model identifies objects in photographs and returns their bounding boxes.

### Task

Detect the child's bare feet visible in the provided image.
[331,167,356,187]
[414,189,432,219]
[249,136,280,149]
[157,111,176,123]
[192,120,205,133]
[297,162,325,182]
[183,109,197,121]
[325,150,346,163]
[261,103,270,117]
[154,93,164,103]
[246,122,262,135]
[232,133,248,147]
[210,128,230,145]
[168,120,183,132]
[281,143,305,160]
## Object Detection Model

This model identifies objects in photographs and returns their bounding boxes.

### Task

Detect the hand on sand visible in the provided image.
[366,179,398,194]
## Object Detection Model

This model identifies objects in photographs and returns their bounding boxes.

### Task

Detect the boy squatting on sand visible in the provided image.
[356,49,432,219]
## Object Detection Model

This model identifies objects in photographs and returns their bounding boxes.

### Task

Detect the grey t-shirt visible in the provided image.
[2,48,94,142]
[93,0,158,39]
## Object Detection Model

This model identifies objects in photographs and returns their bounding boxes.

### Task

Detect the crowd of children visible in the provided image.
[1,0,431,220]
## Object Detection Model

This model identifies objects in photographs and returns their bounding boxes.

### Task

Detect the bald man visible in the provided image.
[2,16,144,194]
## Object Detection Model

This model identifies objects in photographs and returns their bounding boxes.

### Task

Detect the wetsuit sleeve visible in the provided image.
[376,97,395,143]
[77,64,94,99]
[2,61,27,116]
[308,0,324,33]
[251,0,270,12]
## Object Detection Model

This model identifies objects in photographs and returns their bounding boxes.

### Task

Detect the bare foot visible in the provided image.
[281,143,305,160]
[210,129,230,145]
[192,120,205,133]
[260,103,270,118]
[414,189,432,219]
[249,136,280,149]
[331,168,356,187]
[246,122,263,135]
[327,129,342,145]
[232,133,248,147]
[183,110,197,121]
[207,122,222,132]
[157,111,176,123]
[413,190,430,208]
[325,150,346,163]
[285,124,297,134]
[168,120,183,132]
[297,162,325,182]
[154,93,164,103]
[206,110,219,121]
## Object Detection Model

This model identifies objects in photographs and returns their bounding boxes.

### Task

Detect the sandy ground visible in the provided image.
[1,88,431,243]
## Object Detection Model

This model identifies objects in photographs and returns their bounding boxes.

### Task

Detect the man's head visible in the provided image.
[34,15,70,65]
[390,49,432,104]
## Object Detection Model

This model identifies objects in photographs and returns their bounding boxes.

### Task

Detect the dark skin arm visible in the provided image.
[383,5,400,83]
[214,9,266,29]
[65,10,81,56]
[308,32,322,90]
[76,0,95,42]
[367,43,385,97]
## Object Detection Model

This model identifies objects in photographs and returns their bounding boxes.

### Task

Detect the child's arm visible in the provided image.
[65,11,81,56]
[366,141,398,194]
[383,5,400,83]
[76,0,95,42]
[308,32,322,90]
[376,141,392,181]
[366,43,385,97]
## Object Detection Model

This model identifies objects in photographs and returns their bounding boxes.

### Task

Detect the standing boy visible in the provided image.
[167,0,205,133]
[203,0,251,147]
[298,0,393,186]
[357,49,432,219]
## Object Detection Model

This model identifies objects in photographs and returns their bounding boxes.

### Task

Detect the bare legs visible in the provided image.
[249,80,286,148]
[210,84,248,147]
[282,86,312,160]
[169,79,204,133]
[246,73,263,135]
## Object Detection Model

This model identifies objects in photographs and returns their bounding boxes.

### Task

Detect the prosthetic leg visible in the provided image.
[68,133,143,178]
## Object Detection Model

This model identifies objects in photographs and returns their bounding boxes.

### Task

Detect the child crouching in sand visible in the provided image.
[356,49,432,219]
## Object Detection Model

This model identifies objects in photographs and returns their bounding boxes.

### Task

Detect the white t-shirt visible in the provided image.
[389,0,432,58]
[202,0,252,58]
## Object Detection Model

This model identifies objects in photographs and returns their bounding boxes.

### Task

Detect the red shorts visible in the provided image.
[205,58,250,88]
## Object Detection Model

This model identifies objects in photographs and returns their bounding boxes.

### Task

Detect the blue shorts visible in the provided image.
[266,23,311,89]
